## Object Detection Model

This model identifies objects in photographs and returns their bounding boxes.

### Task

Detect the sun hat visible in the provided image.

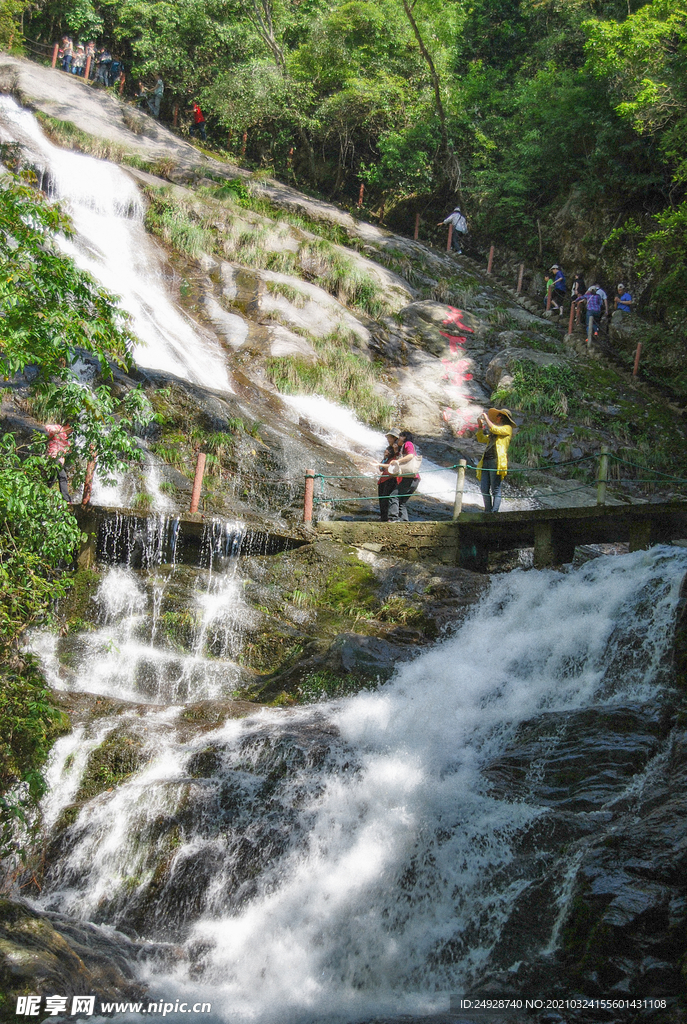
[488,407,517,427]
[385,427,400,439]
[618,283,625,290]
[550,264,560,270]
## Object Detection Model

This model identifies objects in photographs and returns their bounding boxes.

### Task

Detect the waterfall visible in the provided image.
[33,519,249,705]
[32,547,687,1021]
[0,96,232,393]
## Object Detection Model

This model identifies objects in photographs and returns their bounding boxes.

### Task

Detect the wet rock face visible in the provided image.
[467,692,687,1009]
[37,716,355,945]
[0,899,148,1021]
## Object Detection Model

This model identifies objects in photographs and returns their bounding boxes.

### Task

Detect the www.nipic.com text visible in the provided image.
[16,997,212,1016]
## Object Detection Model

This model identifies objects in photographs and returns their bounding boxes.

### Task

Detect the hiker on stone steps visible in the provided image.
[438,207,468,253]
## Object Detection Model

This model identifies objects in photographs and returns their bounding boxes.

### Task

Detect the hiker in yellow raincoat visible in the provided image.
[476,407,516,512]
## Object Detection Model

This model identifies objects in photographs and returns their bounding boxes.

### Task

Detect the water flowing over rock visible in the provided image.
[3,547,685,1024]
[3,71,687,1024]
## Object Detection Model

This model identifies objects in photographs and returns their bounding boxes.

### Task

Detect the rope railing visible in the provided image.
[300,449,686,522]
[22,37,54,52]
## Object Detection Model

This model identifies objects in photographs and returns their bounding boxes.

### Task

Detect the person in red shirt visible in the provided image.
[45,423,72,501]
[392,430,422,522]
[191,102,207,142]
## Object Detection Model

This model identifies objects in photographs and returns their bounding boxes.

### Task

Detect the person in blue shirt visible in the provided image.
[614,284,633,313]
[550,264,566,314]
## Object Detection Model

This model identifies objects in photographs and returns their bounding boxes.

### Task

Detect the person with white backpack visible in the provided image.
[438,206,468,253]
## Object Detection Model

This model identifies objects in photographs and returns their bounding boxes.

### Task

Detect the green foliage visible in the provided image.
[636,201,687,318]
[0,174,133,382]
[0,657,70,865]
[492,360,583,418]
[266,330,393,427]
[0,173,153,849]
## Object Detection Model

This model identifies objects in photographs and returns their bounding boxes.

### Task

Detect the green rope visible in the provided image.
[608,454,680,480]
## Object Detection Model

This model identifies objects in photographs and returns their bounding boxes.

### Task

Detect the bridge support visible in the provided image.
[458,539,489,573]
[533,522,575,569]
[76,508,98,569]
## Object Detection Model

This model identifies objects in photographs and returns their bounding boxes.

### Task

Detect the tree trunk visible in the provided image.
[402,0,448,156]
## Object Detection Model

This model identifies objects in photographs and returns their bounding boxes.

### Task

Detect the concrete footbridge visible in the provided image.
[316,502,687,570]
[74,501,687,573]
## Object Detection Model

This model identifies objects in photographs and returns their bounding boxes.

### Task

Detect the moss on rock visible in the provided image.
[75,729,149,803]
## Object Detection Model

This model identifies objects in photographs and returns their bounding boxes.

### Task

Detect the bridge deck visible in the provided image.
[73,501,686,572]
[316,502,687,571]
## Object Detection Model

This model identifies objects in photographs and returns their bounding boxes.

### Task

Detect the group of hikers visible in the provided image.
[56,45,208,132]
[58,37,123,87]
[543,265,633,342]
[436,209,634,347]
[375,409,516,521]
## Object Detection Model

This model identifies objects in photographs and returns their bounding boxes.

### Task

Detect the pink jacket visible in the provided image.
[45,424,71,459]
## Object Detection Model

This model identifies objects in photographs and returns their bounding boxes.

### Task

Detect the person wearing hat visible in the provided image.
[550,264,566,312]
[614,283,632,313]
[438,206,468,253]
[476,408,516,513]
[376,428,402,522]
[580,285,604,344]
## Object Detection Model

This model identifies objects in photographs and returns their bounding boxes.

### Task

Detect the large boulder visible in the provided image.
[485,348,568,391]
[0,899,148,1021]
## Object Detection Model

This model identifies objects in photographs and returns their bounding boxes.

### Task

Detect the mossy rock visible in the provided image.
[320,558,379,612]
[57,568,101,628]
[75,729,149,802]
[0,898,146,1021]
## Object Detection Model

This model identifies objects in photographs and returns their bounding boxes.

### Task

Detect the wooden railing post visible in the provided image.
[633,342,642,377]
[241,131,247,157]
[173,103,178,128]
[446,223,453,252]
[596,447,609,506]
[189,452,206,513]
[304,469,315,523]
[516,263,524,294]
[568,300,575,334]
[357,183,364,208]
[487,244,494,274]
[453,459,467,520]
[119,72,125,95]
[546,287,551,312]
[414,212,420,241]
[84,54,91,82]
[51,42,59,68]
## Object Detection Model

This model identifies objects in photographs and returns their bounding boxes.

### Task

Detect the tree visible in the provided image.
[0,171,153,865]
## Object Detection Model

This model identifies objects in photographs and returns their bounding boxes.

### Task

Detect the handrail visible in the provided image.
[301,450,684,522]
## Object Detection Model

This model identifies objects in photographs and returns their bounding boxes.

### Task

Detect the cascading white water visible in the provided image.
[34,547,687,1022]
[0,96,232,393]
[33,520,251,705]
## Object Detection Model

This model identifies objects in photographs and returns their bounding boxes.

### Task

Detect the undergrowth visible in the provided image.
[266,329,393,427]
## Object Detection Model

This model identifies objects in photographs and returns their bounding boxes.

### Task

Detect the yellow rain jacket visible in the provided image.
[476,423,513,479]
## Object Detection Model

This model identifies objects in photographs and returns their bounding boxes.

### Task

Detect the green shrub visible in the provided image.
[266,330,393,427]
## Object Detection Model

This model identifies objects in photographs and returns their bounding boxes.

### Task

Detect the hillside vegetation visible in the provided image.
[14,0,687,333]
